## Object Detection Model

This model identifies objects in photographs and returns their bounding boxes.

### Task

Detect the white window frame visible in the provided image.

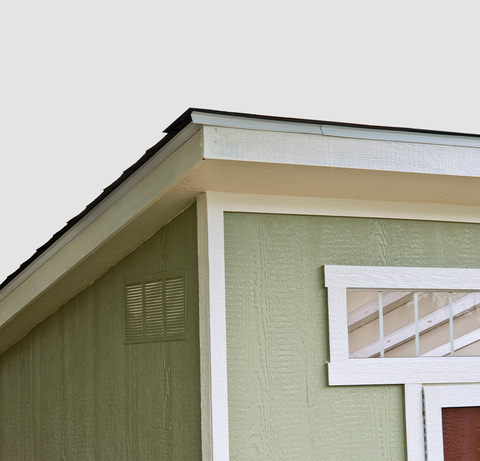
[325,265,480,386]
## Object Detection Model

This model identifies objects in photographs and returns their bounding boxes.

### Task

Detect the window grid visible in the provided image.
[347,289,480,358]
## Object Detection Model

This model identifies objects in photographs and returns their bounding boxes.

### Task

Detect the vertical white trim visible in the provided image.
[197,193,230,461]
[423,386,443,461]
[404,383,425,460]
[327,286,349,362]
[197,195,212,460]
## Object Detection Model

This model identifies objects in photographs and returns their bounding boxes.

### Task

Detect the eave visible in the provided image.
[1,108,480,354]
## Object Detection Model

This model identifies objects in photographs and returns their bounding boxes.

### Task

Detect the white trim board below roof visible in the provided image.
[202,125,480,177]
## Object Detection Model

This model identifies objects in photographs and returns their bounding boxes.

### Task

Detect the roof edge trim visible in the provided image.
[321,126,480,148]
[191,110,480,148]
[0,121,201,300]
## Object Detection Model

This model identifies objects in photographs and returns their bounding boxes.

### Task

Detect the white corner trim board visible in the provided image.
[197,192,480,460]
[197,194,230,461]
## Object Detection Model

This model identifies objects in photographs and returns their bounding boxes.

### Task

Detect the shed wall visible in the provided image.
[224,212,480,460]
[0,205,200,460]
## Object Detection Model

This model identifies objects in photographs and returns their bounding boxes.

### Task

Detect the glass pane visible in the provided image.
[348,291,411,358]
[452,292,480,357]
[383,291,417,358]
[416,291,451,357]
[347,291,380,357]
[347,290,480,358]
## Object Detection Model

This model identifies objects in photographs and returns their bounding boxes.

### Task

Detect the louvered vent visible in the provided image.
[124,271,186,344]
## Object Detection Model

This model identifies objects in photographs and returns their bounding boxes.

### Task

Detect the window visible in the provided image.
[124,270,186,344]
[348,289,480,358]
[325,266,480,385]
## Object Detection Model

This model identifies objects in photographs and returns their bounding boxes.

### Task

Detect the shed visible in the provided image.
[2,108,480,460]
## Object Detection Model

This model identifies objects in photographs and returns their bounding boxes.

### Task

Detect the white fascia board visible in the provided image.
[192,110,480,148]
[202,125,480,178]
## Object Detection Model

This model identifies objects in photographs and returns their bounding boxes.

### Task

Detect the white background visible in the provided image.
[1,0,479,283]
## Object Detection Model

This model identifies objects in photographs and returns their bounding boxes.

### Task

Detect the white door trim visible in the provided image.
[423,383,480,460]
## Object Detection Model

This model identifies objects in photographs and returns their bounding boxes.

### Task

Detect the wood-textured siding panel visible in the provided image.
[0,205,200,460]
[0,335,34,460]
[224,213,480,460]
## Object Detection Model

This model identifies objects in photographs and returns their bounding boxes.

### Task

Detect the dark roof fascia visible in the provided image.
[2,107,480,292]
[171,107,480,139]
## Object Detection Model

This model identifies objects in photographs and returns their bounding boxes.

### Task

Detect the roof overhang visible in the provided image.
[1,108,480,353]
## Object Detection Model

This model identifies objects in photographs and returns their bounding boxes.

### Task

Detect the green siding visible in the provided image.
[0,205,200,461]
[224,212,480,461]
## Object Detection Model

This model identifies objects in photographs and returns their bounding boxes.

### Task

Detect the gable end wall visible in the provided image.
[0,205,200,461]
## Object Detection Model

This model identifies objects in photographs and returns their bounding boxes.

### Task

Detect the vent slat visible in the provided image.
[125,283,144,340]
[124,273,186,343]
[165,276,185,336]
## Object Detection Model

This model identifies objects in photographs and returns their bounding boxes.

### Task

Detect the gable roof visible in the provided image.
[1,107,480,354]
[0,110,191,293]
[3,108,480,293]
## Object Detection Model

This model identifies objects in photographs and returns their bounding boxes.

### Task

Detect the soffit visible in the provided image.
[176,159,480,206]
[180,124,480,206]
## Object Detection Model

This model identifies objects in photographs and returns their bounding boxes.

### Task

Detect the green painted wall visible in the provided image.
[224,212,480,461]
[0,205,200,460]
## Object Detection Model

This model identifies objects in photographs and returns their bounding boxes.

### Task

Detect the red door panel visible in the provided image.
[442,406,480,460]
